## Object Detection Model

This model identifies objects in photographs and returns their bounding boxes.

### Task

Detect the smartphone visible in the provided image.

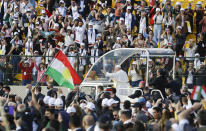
[9,106,14,115]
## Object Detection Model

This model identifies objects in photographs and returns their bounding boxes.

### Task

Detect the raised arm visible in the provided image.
[34,62,40,71]
[31,87,40,111]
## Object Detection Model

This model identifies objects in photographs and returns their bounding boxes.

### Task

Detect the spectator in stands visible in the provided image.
[128,61,142,87]
[34,61,47,86]
[153,8,163,43]
[196,33,206,62]
[19,58,34,86]
[184,61,196,89]
[175,26,186,56]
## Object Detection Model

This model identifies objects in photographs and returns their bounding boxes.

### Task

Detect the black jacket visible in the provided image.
[153,76,168,97]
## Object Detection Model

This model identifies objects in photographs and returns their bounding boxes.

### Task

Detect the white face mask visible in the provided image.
[80,103,86,109]
[132,108,137,114]
[34,91,38,95]
[26,89,30,94]
[71,34,74,39]
[127,35,131,38]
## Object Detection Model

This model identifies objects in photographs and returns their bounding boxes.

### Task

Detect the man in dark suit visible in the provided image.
[69,114,84,131]
[198,110,206,131]
[47,83,56,97]
[83,115,95,131]
[110,88,120,109]
[35,86,45,101]
[66,86,85,107]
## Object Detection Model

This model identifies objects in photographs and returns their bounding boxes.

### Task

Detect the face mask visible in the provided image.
[127,35,131,38]
[94,46,97,49]
[71,34,74,39]
[132,108,137,114]
[80,103,86,109]
[34,91,38,95]
[26,89,30,94]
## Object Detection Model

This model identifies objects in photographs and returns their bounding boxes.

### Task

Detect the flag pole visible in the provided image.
[33,50,60,88]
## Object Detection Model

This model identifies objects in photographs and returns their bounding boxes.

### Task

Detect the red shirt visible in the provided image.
[19,62,34,80]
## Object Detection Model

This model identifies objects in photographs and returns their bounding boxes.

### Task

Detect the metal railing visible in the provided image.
[0,55,205,85]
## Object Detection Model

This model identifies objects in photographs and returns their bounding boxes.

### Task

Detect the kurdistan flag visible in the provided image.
[45,50,82,89]
[190,85,206,101]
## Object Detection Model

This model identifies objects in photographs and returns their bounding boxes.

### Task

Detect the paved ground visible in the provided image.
[9,86,71,99]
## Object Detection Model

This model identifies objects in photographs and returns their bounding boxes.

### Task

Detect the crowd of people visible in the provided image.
[0,80,205,131]
[0,0,205,85]
[0,0,205,130]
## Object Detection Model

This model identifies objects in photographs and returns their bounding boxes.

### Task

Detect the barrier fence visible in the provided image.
[0,55,205,86]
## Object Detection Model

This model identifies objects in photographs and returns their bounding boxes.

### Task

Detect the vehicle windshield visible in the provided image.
[83,48,174,85]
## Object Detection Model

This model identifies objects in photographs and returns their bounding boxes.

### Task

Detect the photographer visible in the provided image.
[18,58,34,86]
[65,86,85,107]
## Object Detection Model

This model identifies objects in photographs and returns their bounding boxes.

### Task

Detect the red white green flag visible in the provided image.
[190,85,206,100]
[45,50,82,89]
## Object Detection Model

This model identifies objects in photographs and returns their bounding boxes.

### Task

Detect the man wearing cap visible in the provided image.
[79,42,88,73]
[40,10,49,22]
[89,42,102,64]
[57,98,70,130]
[113,37,122,49]
[121,6,135,30]
[105,65,130,90]
[85,102,97,122]
[176,8,189,34]
[153,8,163,43]
[19,58,34,86]
[24,36,33,56]
[195,1,204,34]
[139,10,148,34]
[57,0,66,17]
[87,22,97,46]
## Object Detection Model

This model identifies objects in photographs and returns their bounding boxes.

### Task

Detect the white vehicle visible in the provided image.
[80,48,175,102]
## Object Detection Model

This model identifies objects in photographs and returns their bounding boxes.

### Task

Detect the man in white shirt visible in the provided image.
[153,8,163,43]
[124,6,134,31]
[139,10,147,34]
[87,22,96,46]
[113,37,122,49]
[57,0,66,17]
[74,19,86,46]
[79,43,88,73]
[64,27,74,47]
[105,65,130,89]
[41,10,49,22]
[183,39,197,62]
[24,36,33,56]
